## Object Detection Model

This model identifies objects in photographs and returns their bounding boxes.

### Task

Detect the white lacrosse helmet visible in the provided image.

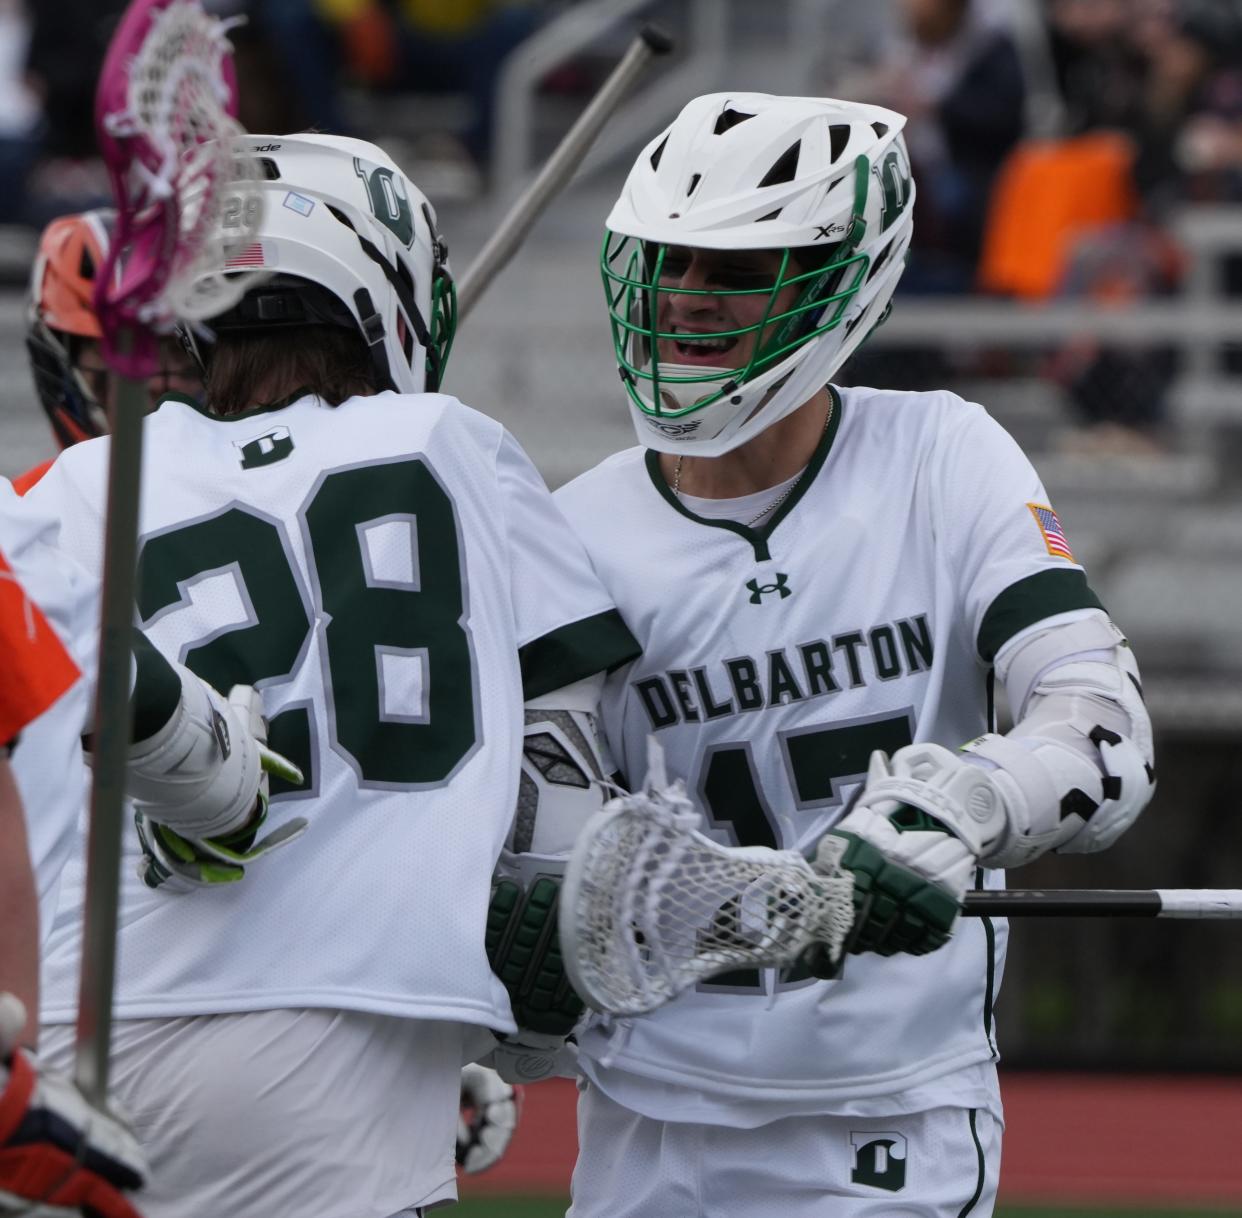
[193,133,455,392]
[603,93,915,455]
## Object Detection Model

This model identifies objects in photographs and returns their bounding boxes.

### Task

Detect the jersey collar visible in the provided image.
[643,384,844,561]
[162,386,322,421]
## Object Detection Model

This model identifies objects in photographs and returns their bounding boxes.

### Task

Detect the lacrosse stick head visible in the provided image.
[93,0,265,378]
[559,785,856,1018]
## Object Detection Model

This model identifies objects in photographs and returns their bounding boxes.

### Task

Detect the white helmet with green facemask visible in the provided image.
[602,93,915,456]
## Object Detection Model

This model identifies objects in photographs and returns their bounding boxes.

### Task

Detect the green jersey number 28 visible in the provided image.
[137,456,477,794]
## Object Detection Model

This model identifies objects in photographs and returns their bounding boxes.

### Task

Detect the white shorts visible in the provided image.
[41,1008,466,1218]
[569,1080,1001,1218]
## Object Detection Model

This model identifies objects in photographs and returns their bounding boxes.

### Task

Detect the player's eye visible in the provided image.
[712,269,769,291]
[658,254,690,280]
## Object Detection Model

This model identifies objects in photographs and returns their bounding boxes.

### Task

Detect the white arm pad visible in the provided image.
[508,674,611,858]
[125,664,263,841]
[965,612,1156,868]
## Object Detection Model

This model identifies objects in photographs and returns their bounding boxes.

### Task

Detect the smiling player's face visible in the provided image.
[654,246,801,370]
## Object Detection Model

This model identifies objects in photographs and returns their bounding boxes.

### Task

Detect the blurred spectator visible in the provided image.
[241,0,351,134]
[1047,220,1183,455]
[1126,0,1242,208]
[1036,0,1242,452]
[312,0,542,184]
[1045,0,1149,135]
[0,0,41,224]
[23,0,122,225]
[835,0,1027,294]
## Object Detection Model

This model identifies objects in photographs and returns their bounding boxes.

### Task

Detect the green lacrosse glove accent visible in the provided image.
[136,789,308,891]
[800,747,990,972]
[486,875,584,1036]
[258,741,305,791]
[818,828,963,958]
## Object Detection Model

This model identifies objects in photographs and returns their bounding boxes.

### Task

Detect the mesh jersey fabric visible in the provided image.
[554,384,1102,1121]
[30,390,637,1027]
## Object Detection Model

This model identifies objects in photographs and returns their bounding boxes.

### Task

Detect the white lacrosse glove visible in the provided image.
[128,673,307,890]
[484,1031,579,1085]
[811,745,1007,961]
[456,1064,521,1174]
[0,994,147,1218]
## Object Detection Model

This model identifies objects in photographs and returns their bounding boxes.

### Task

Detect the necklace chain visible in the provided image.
[672,398,833,527]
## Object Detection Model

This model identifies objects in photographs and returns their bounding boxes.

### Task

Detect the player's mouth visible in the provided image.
[665,327,740,365]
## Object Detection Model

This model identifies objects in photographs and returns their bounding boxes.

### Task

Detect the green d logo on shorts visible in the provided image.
[849,1131,908,1192]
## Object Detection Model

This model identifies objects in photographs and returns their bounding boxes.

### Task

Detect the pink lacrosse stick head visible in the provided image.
[93,0,241,379]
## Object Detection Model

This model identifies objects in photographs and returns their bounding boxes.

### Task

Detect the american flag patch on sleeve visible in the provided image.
[1027,503,1075,561]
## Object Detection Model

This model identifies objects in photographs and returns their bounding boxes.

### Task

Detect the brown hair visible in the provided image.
[205,325,381,416]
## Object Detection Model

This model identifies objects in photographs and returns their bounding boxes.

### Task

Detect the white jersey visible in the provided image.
[29,390,637,1030]
[0,479,94,941]
[555,385,1104,1125]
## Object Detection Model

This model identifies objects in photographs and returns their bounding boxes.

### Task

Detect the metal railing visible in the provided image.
[491,0,713,200]
[867,208,1242,400]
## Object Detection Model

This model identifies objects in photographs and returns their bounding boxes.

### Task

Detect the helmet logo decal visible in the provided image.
[643,416,701,437]
[282,191,315,217]
[876,149,912,233]
[354,158,415,249]
[815,223,848,241]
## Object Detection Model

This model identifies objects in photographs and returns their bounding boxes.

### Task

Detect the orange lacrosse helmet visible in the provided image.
[26,210,115,447]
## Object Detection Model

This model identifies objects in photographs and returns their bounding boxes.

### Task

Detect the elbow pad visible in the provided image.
[509,676,611,857]
[964,613,1156,869]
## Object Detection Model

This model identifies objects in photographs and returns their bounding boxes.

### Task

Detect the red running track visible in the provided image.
[461,1072,1242,1207]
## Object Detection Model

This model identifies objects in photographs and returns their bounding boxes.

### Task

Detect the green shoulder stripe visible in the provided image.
[977,569,1105,663]
[519,609,640,701]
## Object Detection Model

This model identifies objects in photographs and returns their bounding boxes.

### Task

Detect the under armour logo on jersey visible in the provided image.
[235,426,294,470]
[849,1131,907,1192]
[746,573,791,604]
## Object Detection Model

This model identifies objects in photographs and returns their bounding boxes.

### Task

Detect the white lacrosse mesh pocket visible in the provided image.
[561,800,855,1017]
[114,1,266,324]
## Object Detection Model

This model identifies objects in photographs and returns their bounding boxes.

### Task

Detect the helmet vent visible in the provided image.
[650,136,668,170]
[80,248,96,279]
[757,209,782,222]
[871,122,889,139]
[258,157,281,180]
[686,173,701,196]
[829,125,851,163]
[758,141,801,188]
[713,108,754,135]
[866,242,892,283]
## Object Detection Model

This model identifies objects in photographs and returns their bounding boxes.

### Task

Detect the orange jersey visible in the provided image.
[0,547,81,746]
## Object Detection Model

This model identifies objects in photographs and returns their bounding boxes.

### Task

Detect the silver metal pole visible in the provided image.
[458,24,673,320]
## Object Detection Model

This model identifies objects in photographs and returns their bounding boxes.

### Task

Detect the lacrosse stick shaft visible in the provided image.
[456,23,673,319]
[74,373,147,1106]
[962,889,1242,918]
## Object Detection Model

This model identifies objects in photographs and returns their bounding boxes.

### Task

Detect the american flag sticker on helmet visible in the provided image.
[225,242,265,268]
[1027,503,1075,561]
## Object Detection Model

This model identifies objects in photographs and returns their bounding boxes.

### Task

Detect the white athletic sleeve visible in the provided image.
[929,401,1104,664]
[494,429,640,700]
